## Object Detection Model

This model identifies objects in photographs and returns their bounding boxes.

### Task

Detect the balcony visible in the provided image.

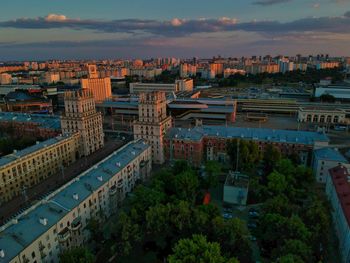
[117,180,123,189]
[140,160,148,168]
[71,217,82,231]
[109,185,117,196]
[58,227,70,242]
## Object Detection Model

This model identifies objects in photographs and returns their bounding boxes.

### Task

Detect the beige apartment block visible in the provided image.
[80,64,112,103]
[0,140,152,263]
[61,90,104,157]
[133,92,172,164]
[0,133,80,204]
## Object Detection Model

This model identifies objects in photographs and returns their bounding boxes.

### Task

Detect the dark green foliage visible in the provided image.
[109,160,252,262]
[168,234,239,263]
[59,247,95,263]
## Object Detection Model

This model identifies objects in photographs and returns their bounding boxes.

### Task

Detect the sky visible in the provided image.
[0,0,350,60]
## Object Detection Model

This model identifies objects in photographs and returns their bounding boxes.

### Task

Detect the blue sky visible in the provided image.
[0,0,350,60]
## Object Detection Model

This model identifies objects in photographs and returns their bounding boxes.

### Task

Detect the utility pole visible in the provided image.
[236,139,240,172]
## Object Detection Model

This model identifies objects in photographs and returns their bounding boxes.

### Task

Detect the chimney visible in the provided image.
[0,249,5,258]
[97,176,103,182]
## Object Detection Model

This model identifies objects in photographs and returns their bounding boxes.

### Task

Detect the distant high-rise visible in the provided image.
[81,64,112,103]
[133,91,172,164]
[61,90,104,156]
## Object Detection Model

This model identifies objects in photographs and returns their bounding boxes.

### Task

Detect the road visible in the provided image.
[0,139,126,226]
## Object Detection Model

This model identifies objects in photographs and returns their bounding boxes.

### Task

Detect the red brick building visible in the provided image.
[164,126,329,167]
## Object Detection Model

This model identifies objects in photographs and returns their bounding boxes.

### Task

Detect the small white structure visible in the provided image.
[223,171,249,206]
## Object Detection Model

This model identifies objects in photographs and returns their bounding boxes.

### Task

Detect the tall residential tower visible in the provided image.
[61,90,104,156]
[133,91,172,164]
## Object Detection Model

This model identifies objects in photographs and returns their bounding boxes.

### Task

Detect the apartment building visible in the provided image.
[133,92,172,164]
[326,166,350,263]
[0,140,152,263]
[164,126,329,167]
[129,79,193,94]
[61,90,104,157]
[312,148,349,183]
[81,65,112,103]
[0,133,80,204]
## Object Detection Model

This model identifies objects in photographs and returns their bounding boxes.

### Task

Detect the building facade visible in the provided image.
[0,112,61,139]
[0,140,152,263]
[326,166,350,263]
[0,133,80,204]
[61,90,104,157]
[312,147,349,183]
[130,79,193,94]
[81,65,112,103]
[133,92,172,164]
[298,107,348,125]
[164,126,329,167]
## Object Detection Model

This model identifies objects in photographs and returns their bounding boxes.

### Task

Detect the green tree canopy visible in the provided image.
[59,247,94,263]
[168,234,239,263]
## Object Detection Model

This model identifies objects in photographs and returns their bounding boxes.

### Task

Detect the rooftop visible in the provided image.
[0,134,75,167]
[0,139,150,263]
[329,166,350,226]
[0,112,61,130]
[166,125,329,145]
[314,148,348,163]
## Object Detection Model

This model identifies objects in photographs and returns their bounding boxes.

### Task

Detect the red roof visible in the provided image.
[329,165,350,226]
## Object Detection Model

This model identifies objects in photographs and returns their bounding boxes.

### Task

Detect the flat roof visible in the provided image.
[0,135,75,167]
[166,125,329,145]
[0,112,61,130]
[314,148,348,163]
[0,139,150,262]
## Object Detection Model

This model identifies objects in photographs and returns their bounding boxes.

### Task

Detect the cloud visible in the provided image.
[45,14,67,22]
[0,12,350,37]
[252,0,292,6]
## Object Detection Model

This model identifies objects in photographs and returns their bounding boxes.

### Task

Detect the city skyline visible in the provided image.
[0,0,350,60]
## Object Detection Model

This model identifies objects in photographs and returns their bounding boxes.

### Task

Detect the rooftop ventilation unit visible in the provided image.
[39,217,48,226]
[72,193,79,200]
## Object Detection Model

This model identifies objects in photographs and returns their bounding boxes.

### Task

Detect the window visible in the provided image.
[32,251,36,258]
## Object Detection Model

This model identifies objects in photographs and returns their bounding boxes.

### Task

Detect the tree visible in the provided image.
[203,161,222,189]
[174,170,199,202]
[113,210,142,256]
[86,217,103,242]
[274,254,304,263]
[272,239,313,262]
[211,217,252,261]
[263,144,281,176]
[263,194,298,217]
[267,172,287,195]
[130,184,166,218]
[168,234,238,263]
[59,247,95,263]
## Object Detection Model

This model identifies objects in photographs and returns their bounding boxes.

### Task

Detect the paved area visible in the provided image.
[0,139,125,226]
